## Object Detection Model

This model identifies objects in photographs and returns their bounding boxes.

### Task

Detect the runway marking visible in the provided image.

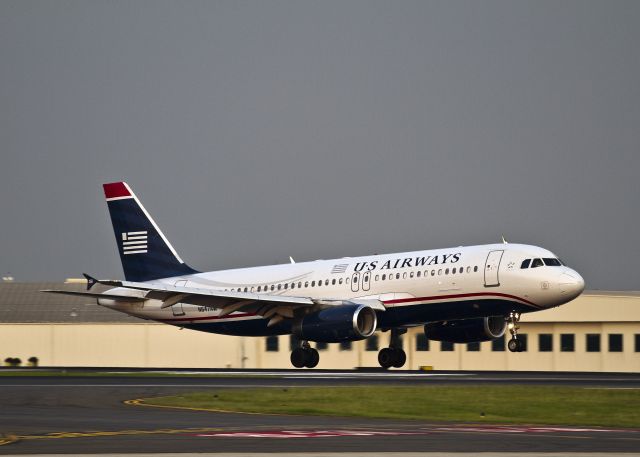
[195,429,428,438]
[0,427,226,446]
[190,425,640,440]
[0,434,18,446]
[3,424,638,448]
[429,425,640,434]
[124,398,286,416]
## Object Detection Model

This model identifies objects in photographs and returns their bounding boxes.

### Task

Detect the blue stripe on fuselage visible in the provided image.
[175,298,531,337]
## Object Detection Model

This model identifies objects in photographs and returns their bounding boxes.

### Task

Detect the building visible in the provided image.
[1,282,638,371]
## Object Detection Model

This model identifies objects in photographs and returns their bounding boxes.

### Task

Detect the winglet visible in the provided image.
[83,273,98,290]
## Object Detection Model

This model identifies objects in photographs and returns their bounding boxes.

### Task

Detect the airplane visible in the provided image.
[45,181,585,369]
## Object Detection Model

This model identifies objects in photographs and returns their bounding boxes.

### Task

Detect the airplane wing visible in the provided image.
[44,278,385,327]
[41,290,146,302]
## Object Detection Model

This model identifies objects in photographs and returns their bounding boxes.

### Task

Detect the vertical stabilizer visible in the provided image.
[103,182,198,282]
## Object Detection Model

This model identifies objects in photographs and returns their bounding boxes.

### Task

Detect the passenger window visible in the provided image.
[417,271,421,278]
[396,273,400,279]
[531,258,544,268]
[445,268,449,275]
[290,283,295,289]
[402,272,407,279]
[410,272,414,278]
[325,279,329,285]
[244,287,248,292]
[257,286,261,292]
[466,267,470,273]
[283,284,288,290]
[382,274,386,280]
[346,277,350,284]
[271,285,275,291]
[277,284,281,290]
[431,270,435,276]
[298,282,302,288]
[339,278,343,285]
[521,259,531,269]
[375,275,379,281]
[332,279,336,285]
[312,281,316,287]
[305,281,309,287]
[438,269,442,275]
[251,287,255,292]
[473,266,478,272]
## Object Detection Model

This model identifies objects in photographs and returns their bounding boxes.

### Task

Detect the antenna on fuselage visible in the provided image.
[501,235,508,244]
[289,256,296,264]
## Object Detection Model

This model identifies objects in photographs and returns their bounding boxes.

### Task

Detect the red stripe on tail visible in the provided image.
[103,182,131,199]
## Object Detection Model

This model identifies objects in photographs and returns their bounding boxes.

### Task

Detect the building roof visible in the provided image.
[0,282,139,323]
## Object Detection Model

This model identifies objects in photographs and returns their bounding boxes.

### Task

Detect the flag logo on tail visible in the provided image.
[121,231,148,255]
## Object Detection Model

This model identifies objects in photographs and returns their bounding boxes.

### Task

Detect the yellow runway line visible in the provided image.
[124,397,286,416]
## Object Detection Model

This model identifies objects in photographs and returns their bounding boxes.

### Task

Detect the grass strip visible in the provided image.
[142,386,640,428]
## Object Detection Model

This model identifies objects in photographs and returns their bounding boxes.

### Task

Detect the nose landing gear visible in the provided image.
[506,312,524,352]
[290,340,320,368]
[378,328,407,369]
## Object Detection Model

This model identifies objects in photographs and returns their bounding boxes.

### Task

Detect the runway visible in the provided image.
[0,370,638,454]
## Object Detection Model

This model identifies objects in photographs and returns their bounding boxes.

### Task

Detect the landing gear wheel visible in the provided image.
[392,348,407,368]
[378,348,395,369]
[378,347,407,369]
[290,347,308,368]
[506,312,522,352]
[378,327,408,369]
[508,338,523,352]
[304,348,319,368]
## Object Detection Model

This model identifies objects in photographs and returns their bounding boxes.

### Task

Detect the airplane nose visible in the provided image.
[558,270,585,299]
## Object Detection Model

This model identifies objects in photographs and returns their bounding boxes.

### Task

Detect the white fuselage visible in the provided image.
[103,243,584,333]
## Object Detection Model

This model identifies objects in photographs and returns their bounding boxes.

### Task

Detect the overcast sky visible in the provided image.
[1,1,639,290]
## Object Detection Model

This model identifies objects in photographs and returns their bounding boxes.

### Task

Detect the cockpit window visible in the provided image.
[521,259,531,269]
[531,258,544,268]
[543,258,562,266]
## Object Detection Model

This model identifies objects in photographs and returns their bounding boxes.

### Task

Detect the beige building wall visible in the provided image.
[1,292,639,371]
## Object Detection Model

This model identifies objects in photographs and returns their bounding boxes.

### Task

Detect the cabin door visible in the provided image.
[484,250,504,287]
[351,272,360,292]
[362,271,371,291]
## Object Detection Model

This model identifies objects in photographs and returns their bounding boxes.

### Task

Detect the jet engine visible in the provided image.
[293,304,377,343]
[424,316,506,343]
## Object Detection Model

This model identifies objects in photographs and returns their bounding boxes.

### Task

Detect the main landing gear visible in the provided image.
[378,328,407,369]
[506,312,524,352]
[290,340,320,368]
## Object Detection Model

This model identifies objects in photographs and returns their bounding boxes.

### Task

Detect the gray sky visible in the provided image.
[1,1,639,290]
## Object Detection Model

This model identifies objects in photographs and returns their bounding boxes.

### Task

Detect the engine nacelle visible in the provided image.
[293,304,377,343]
[424,316,506,343]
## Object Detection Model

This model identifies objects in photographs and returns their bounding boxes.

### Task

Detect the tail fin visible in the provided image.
[103,182,199,282]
